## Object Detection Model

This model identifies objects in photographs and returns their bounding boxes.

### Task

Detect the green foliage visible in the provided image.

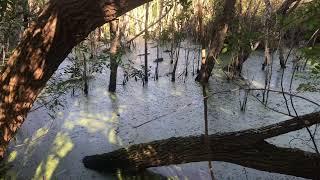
[177,0,192,24]
[0,0,15,20]
[178,0,192,10]
[221,43,229,54]
[0,0,27,52]
[295,69,320,93]
[297,82,318,92]
[121,64,147,85]
[300,45,320,74]
[157,0,191,45]
[283,0,320,39]
[223,12,262,59]
[299,1,320,32]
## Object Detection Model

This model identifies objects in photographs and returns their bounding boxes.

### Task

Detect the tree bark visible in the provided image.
[108,19,121,92]
[83,111,320,179]
[0,0,151,159]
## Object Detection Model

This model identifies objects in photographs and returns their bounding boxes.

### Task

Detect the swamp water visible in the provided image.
[1,41,319,180]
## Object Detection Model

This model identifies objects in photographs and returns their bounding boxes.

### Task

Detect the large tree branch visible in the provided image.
[83,111,320,178]
[0,0,151,158]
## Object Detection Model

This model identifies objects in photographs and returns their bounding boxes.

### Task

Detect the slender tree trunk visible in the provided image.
[0,0,151,159]
[1,47,5,66]
[231,49,250,77]
[83,52,88,95]
[155,0,163,81]
[108,19,121,92]
[185,48,190,77]
[262,0,272,71]
[144,2,150,82]
[170,40,175,64]
[155,47,159,80]
[279,39,286,69]
[83,111,320,179]
[171,41,180,82]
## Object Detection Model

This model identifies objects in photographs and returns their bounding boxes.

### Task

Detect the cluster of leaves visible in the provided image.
[284,0,320,40]
[157,0,192,45]
[300,45,320,74]
[34,36,124,116]
[222,2,263,57]
[35,72,71,119]
[121,64,148,85]
[292,1,320,74]
[0,0,17,20]
[297,82,318,92]
[0,0,28,62]
[302,1,319,33]
[295,70,320,92]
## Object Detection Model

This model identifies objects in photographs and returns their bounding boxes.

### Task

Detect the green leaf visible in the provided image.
[222,47,228,54]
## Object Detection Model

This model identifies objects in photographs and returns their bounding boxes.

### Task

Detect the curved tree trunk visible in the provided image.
[83,111,320,179]
[0,0,151,159]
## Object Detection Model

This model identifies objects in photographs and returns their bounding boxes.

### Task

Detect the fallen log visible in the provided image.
[83,111,320,179]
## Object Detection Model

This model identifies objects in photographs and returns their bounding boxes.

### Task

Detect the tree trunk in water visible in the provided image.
[83,111,320,179]
[108,19,121,92]
[171,42,181,82]
[262,0,272,71]
[0,0,151,159]
[195,0,236,83]
[279,40,286,69]
[83,53,89,95]
[230,48,251,77]
[155,0,163,81]
[144,2,150,83]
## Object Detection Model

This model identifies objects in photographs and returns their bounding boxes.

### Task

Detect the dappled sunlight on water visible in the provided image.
[33,132,74,180]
